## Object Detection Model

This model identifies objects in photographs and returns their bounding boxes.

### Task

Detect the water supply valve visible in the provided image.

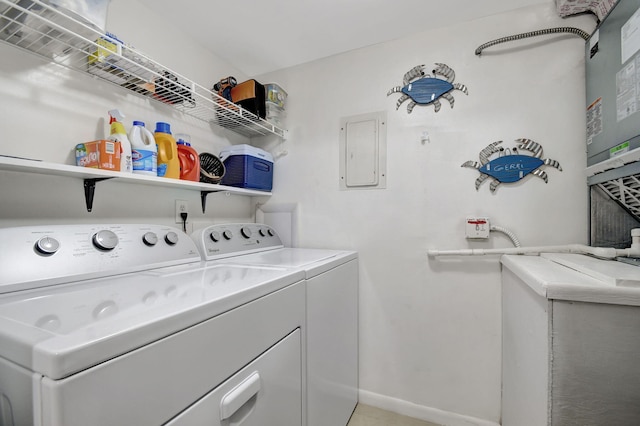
[466,217,490,239]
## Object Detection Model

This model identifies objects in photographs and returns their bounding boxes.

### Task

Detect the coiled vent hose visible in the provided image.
[475,27,590,56]
[490,225,521,248]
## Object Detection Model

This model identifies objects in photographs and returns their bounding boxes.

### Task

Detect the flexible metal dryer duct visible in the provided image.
[475,27,591,56]
[490,225,521,248]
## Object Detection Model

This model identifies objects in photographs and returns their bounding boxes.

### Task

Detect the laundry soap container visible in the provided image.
[154,122,180,179]
[220,144,273,191]
[129,121,157,176]
[107,109,132,173]
[176,134,200,182]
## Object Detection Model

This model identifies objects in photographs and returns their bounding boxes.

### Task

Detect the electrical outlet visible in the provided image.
[175,200,189,224]
[466,217,490,239]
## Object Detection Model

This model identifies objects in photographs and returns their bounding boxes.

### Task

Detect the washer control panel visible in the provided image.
[0,224,201,293]
[191,223,283,260]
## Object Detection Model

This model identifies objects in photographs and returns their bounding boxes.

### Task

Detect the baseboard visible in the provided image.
[357,389,500,426]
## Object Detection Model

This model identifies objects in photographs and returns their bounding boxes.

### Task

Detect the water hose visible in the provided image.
[475,27,590,56]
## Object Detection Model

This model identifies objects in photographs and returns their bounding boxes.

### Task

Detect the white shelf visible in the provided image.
[0,0,286,139]
[0,156,271,212]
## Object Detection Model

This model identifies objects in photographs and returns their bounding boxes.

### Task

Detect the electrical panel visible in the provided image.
[586,0,640,166]
[339,112,387,190]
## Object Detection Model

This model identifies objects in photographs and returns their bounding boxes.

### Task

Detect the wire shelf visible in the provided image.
[0,0,286,139]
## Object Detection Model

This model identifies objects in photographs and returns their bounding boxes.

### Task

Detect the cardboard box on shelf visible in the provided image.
[231,80,266,119]
[75,140,121,171]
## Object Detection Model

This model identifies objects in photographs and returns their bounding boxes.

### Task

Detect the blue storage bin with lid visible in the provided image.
[219,144,273,191]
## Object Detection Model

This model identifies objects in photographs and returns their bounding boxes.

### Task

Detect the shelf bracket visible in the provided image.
[84,178,113,212]
[200,190,223,213]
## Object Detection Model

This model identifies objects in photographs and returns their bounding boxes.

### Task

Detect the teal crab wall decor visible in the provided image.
[387,63,468,113]
[461,139,562,192]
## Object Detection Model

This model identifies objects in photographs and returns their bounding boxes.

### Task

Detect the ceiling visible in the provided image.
[138,0,548,76]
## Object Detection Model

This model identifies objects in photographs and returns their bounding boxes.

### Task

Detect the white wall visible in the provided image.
[256,4,595,425]
[0,1,596,425]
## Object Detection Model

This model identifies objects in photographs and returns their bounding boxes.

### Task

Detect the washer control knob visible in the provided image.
[241,226,252,239]
[268,228,275,237]
[35,236,60,255]
[223,230,233,240]
[165,232,179,246]
[93,230,119,251]
[209,231,221,243]
[142,232,158,246]
[260,228,273,237]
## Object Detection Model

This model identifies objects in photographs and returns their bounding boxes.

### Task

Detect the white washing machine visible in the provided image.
[191,223,359,426]
[0,223,305,426]
[501,253,640,426]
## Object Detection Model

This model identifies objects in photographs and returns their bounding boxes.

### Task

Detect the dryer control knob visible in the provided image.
[165,232,179,246]
[223,230,233,240]
[35,236,60,255]
[241,226,252,239]
[142,232,158,246]
[93,230,118,251]
[209,231,221,243]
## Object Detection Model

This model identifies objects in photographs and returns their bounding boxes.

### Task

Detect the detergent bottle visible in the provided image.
[107,109,132,172]
[154,122,180,178]
[176,134,200,181]
[129,121,157,176]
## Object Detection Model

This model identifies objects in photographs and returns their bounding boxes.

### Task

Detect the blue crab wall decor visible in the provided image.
[387,63,468,113]
[461,139,562,192]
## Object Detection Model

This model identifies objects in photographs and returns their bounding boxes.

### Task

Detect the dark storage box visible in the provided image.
[231,79,266,119]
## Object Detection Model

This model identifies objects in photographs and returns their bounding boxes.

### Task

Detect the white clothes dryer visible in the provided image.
[0,223,305,426]
[191,223,359,426]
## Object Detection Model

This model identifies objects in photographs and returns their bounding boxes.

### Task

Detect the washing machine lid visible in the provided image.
[0,263,304,380]
[220,248,357,278]
[541,253,640,288]
[501,254,640,306]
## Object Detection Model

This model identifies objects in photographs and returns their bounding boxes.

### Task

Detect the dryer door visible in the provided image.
[165,329,302,426]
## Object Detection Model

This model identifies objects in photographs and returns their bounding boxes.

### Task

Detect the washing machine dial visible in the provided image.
[223,230,233,240]
[93,230,119,251]
[241,226,252,239]
[209,231,221,243]
[142,232,158,246]
[164,232,179,246]
[35,236,60,255]
[259,228,269,237]
[267,229,275,237]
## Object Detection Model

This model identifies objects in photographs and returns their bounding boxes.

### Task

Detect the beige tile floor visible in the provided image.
[347,404,441,426]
